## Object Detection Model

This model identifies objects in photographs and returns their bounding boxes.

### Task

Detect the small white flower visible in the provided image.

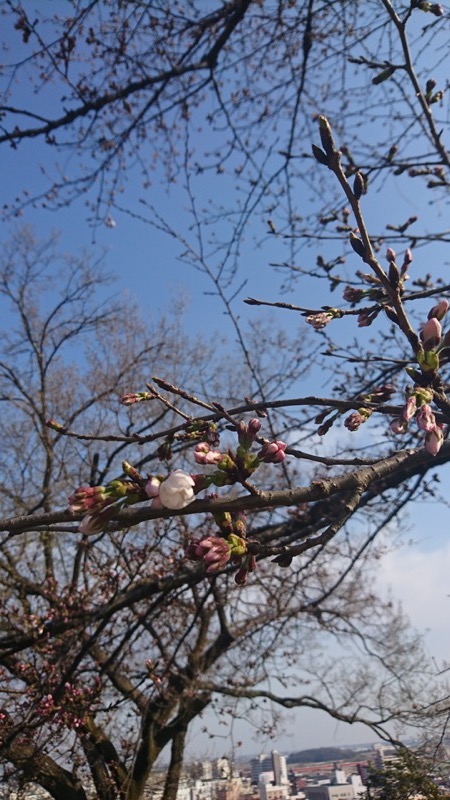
[159,470,195,509]
[105,214,116,228]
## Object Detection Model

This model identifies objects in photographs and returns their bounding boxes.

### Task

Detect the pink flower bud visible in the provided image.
[186,536,231,572]
[425,425,444,456]
[306,312,333,330]
[257,441,287,464]
[386,247,396,263]
[428,299,449,321]
[421,317,442,348]
[343,286,365,304]
[404,248,413,265]
[194,442,226,466]
[390,417,408,435]
[401,248,413,277]
[120,391,153,405]
[402,396,417,422]
[248,418,262,438]
[144,476,163,509]
[47,418,65,432]
[237,417,261,450]
[417,404,436,432]
[144,476,161,498]
[120,393,140,405]
[344,412,365,431]
[68,485,113,514]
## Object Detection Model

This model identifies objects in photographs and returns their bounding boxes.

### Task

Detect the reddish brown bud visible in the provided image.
[386,247,396,262]
[349,232,366,258]
[384,306,399,325]
[353,172,365,200]
[312,144,329,166]
[388,262,399,288]
[318,116,336,156]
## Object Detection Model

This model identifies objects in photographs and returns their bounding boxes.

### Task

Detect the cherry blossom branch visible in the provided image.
[47,394,427,445]
[2,442,448,538]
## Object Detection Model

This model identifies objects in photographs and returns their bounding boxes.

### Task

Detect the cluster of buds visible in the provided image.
[344,408,372,431]
[186,533,245,573]
[191,419,287,488]
[306,309,343,331]
[155,422,221,464]
[119,391,154,405]
[69,466,198,533]
[344,385,395,432]
[424,79,443,106]
[185,489,259,585]
[414,1,444,15]
[194,442,234,469]
[69,470,147,534]
[237,417,262,449]
[68,415,287,585]
[342,248,413,326]
[183,420,220,447]
[68,418,286,510]
[342,286,366,306]
[384,247,413,291]
[390,387,445,456]
[257,440,287,463]
[186,527,256,585]
[68,485,117,515]
[37,682,99,731]
[418,299,450,373]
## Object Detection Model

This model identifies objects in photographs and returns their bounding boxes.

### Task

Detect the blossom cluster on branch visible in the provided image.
[67,418,287,584]
[50,117,450,590]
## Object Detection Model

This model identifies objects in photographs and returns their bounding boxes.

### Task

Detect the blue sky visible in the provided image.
[1,1,450,760]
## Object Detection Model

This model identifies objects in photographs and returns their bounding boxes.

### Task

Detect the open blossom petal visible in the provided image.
[159,470,195,509]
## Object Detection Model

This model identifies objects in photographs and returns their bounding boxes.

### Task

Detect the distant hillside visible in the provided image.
[287,748,360,764]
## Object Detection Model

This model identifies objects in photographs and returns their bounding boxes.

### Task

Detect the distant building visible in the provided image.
[214,758,232,780]
[304,786,355,800]
[372,744,398,771]
[251,755,274,785]
[258,774,289,800]
[272,752,289,786]
[190,779,214,800]
[215,777,247,800]
[199,761,213,781]
[333,769,346,786]
[349,774,365,797]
